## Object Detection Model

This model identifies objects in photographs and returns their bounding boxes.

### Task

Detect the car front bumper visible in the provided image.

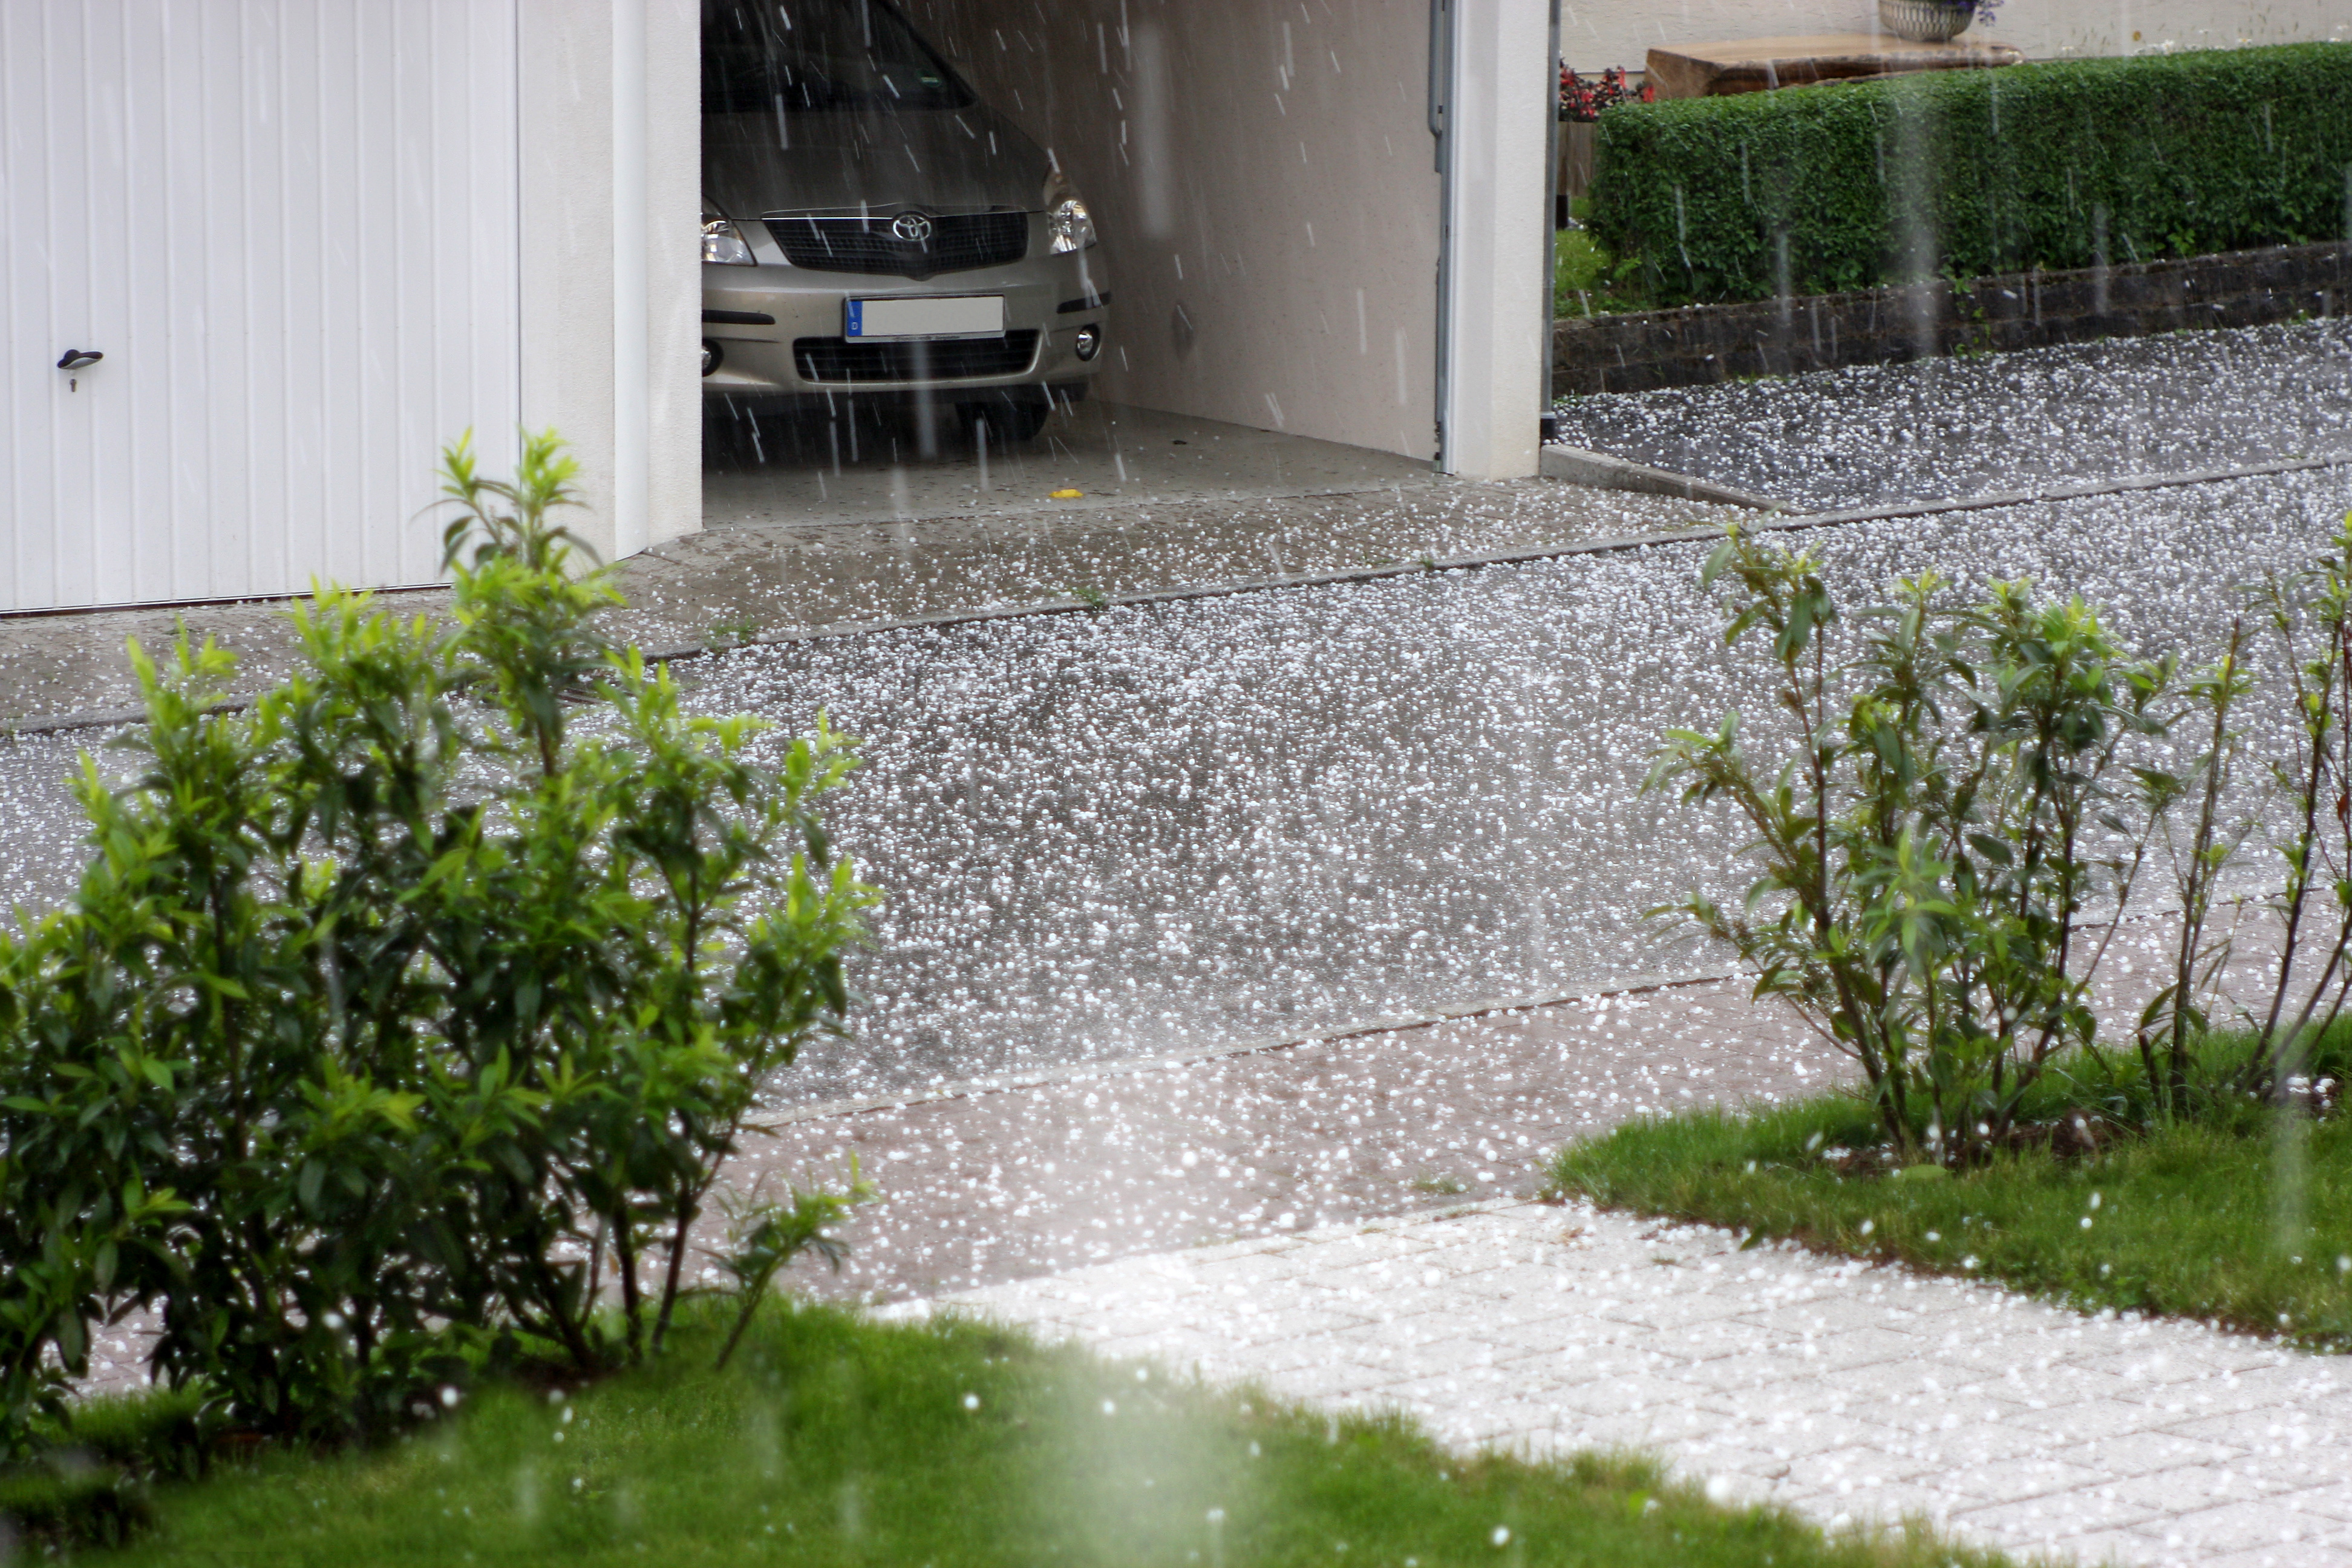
[701,240,1108,407]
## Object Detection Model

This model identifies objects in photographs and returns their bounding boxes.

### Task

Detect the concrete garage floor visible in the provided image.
[702,398,1442,527]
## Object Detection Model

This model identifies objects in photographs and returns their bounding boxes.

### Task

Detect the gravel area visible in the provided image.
[1554,319,2352,511]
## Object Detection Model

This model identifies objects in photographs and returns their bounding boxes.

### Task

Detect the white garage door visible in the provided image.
[1,0,520,613]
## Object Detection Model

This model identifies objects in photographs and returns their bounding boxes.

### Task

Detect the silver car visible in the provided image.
[699,0,1108,445]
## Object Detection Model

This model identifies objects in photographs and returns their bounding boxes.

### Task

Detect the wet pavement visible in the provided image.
[707,901,2314,1309]
[702,398,1441,527]
[4,463,2347,1105]
[1553,318,2352,511]
[0,479,1725,728]
[690,461,2348,1104]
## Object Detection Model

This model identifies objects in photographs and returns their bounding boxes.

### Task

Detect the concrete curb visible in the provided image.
[9,452,2344,739]
[743,964,1746,1130]
[1538,443,1785,509]
[738,896,2209,1132]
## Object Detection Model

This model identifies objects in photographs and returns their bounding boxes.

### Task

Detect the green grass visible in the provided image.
[1554,223,1653,318]
[45,1302,2013,1567]
[1552,1060,2352,1350]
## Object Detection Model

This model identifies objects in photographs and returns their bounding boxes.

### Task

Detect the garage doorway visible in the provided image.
[696,0,1455,534]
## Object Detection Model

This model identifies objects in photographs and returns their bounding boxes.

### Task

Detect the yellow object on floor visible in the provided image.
[1050,488,1083,500]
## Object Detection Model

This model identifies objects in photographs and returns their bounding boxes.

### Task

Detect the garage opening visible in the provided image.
[696,0,1459,534]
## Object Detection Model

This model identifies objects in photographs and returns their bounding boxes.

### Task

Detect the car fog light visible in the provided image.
[1073,324,1102,362]
[702,339,722,376]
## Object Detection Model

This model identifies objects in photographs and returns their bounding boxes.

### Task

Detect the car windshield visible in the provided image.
[703,1,973,114]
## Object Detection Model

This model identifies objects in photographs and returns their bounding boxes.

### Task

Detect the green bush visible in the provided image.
[0,434,874,1454]
[1590,43,2352,306]
[1650,532,2174,1165]
[1650,514,2352,1167]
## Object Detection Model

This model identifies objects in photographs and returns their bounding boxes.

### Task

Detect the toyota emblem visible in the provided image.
[890,211,934,243]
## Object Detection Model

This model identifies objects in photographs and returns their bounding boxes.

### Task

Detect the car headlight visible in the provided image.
[1044,169,1097,254]
[702,211,755,266]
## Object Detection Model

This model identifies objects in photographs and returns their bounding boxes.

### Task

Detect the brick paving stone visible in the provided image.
[1945,1455,2118,1505]
[1954,1492,2174,1549]
[2152,1498,2350,1552]
[2082,1431,2249,1475]
[885,1200,2352,1567]
[2204,1547,2352,1568]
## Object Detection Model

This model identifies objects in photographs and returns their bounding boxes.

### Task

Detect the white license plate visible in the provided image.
[844,295,1005,341]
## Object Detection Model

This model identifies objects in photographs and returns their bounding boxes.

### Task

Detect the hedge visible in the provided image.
[1589,43,2352,307]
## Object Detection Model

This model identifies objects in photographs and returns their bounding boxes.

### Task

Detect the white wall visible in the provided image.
[1442,0,1555,480]
[518,0,701,568]
[1562,0,2350,72]
[904,0,1447,462]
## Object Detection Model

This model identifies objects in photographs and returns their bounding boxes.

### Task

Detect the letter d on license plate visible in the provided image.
[845,295,1005,341]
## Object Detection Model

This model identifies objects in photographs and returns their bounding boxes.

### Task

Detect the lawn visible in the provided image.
[36,1303,2010,1567]
[1551,1048,2352,1351]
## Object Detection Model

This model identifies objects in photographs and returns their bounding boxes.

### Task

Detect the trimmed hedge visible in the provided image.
[1590,43,2352,306]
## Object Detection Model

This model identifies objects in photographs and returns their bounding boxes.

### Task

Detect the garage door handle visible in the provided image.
[57,349,103,371]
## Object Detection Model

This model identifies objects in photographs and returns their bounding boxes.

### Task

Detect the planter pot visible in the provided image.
[1878,0,1974,41]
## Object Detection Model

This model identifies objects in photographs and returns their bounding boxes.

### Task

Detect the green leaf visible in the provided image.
[1964,833,2013,867]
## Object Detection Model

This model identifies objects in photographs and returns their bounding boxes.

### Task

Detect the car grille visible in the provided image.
[766,212,1029,278]
[794,331,1040,384]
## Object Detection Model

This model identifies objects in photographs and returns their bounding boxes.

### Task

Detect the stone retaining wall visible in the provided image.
[1553,241,2352,396]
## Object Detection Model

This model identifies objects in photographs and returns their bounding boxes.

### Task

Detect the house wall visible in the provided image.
[1563,0,2350,73]
[518,0,702,566]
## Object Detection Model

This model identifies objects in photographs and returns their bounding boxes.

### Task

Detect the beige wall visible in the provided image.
[518,0,702,565]
[904,0,1446,462]
[1563,0,2350,72]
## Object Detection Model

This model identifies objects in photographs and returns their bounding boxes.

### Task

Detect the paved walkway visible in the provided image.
[889,1199,2352,1568]
[730,906,2299,1307]
[720,904,2342,1568]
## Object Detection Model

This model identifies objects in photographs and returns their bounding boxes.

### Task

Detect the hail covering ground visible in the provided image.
[0,469,2345,1106]
[691,463,2346,1103]
[1553,319,2352,511]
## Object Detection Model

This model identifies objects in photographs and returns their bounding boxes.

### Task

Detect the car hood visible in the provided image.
[704,103,1050,217]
